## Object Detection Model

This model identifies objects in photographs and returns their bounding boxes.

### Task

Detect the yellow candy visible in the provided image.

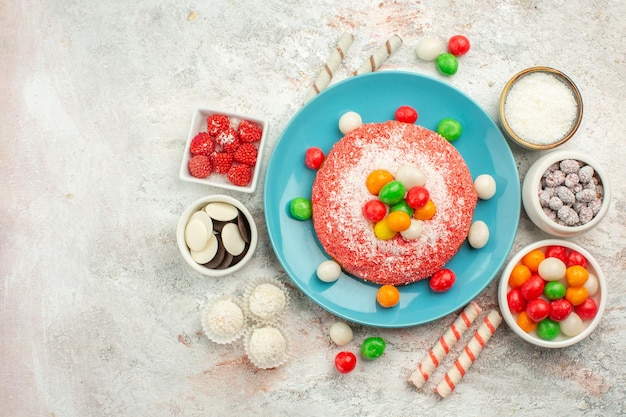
[374,218,397,240]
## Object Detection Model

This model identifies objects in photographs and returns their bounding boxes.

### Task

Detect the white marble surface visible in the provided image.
[2,0,625,416]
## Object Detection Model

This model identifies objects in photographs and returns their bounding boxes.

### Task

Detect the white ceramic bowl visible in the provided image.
[499,66,583,150]
[498,239,606,348]
[179,107,269,193]
[176,195,258,277]
[522,150,611,237]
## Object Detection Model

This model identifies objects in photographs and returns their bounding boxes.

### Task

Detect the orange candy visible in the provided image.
[565,286,589,306]
[565,265,589,287]
[413,200,436,220]
[376,285,400,308]
[508,264,532,288]
[386,211,411,232]
[521,249,545,273]
[366,170,394,195]
[516,311,538,333]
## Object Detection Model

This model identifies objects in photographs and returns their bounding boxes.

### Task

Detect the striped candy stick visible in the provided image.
[353,34,403,76]
[303,32,354,104]
[435,309,503,398]
[408,301,482,389]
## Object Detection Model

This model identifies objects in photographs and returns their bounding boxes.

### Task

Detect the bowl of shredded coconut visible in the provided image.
[499,67,583,150]
[522,150,611,237]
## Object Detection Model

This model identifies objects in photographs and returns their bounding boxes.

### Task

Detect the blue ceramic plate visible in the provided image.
[264,71,520,328]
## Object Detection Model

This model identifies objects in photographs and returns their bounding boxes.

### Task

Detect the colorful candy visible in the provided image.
[448,35,470,56]
[305,147,325,170]
[429,268,456,292]
[289,197,312,220]
[436,53,458,76]
[544,281,566,300]
[437,118,463,141]
[374,218,396,240]
[386,211,412,232]
[334,351,357,373]
[329,322,353,346]
[366,169,394,195]
[378,180,406,205]
[390,200,414,217]
[405,186,430,209]
[362,199,387,222]
[361,337,386,360]
[376,284,400,307]
[413,200,436,220]
[395,105,418,123]
[536,318,560,340]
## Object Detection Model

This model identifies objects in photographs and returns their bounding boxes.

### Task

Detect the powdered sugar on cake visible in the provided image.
[311,121,477,286]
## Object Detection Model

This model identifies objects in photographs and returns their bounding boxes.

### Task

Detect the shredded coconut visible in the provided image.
[247,327,287,367]
[205,299,245,336]
[248,283,286,320]
[504,72,578,145]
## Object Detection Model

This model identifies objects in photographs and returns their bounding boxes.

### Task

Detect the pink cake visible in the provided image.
[311,120,477,286]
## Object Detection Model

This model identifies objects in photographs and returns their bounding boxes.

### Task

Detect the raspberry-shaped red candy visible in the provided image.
[210,152,234,174]
[206,114,230,137]
[215,127,240,153]
[189,132,216,156]
[188,154,212,178]
[234,143,258,166]
[227,164,253,186]
[238,120,263,143]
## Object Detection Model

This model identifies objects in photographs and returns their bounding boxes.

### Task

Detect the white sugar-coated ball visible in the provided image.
[416,36,445,61]
[395,164,426,189]
[584,273,599,296]
[468,220,489,249]
[474,174,497,200]
[329,322,353,346]
[317,260,342,283]
[537,257,566,281]
[339,111,362,134]
[400,219,423,240]
[560,312,584,337]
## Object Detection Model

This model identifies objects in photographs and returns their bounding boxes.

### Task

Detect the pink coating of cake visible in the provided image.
[311,120,477,286]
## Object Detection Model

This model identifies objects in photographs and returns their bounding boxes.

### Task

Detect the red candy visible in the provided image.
[362,200,387,223]
[429,268,456,292]
[305,147,325,170]
[507,287,527,313]
[520,274,545,300]
[566,250,588,268]
[526,298,550,322]
[406,186,430,209]
[575,297,598,320]
[448,35,470,56]
[395,105,418,123]
[334,351,357,373]
[545,245,567,263]
[549,299,573,321]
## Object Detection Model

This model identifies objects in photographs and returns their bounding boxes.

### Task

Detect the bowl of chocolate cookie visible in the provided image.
[177,195,258,276]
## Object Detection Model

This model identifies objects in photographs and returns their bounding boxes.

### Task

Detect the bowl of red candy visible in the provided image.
[179,108,268,193]
[498,239,606,348]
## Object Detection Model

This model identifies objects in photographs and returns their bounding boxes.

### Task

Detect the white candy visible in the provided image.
[184,218,209,252]
[221,222,246,256]
[474,174,497,200]
[204,202,239,221]
[190,235,219,264]
[584,273,599,296]
[329,322,353,346]
[400,219,423,240]
[537,257,566,281]
[190,210,214,236]
[339,111,362,134]
[317,260,342,283]
[468,220,489,249]
[395,164,426,189]
[416,36,445,61]
[560,312,584,337]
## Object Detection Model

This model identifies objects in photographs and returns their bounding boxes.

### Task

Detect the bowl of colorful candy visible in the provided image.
[179,108,269,193]
[498,239,606,348]
[522,150,611,237]
[176,194,258,277]
[499,67,583,150]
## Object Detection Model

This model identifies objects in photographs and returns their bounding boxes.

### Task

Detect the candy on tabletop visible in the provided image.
[447,35,470,56]
[334,351,357,373]
[360,337,386,360]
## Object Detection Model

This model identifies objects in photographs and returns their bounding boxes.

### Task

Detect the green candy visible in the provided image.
[436,53,459,76]
[289,197,312,221]
[390,200,414,217]
[544,281,566,300]
[378,181,406,205]
[437,118,463,141]
[537,318,560,340]
[361,336,386,360]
